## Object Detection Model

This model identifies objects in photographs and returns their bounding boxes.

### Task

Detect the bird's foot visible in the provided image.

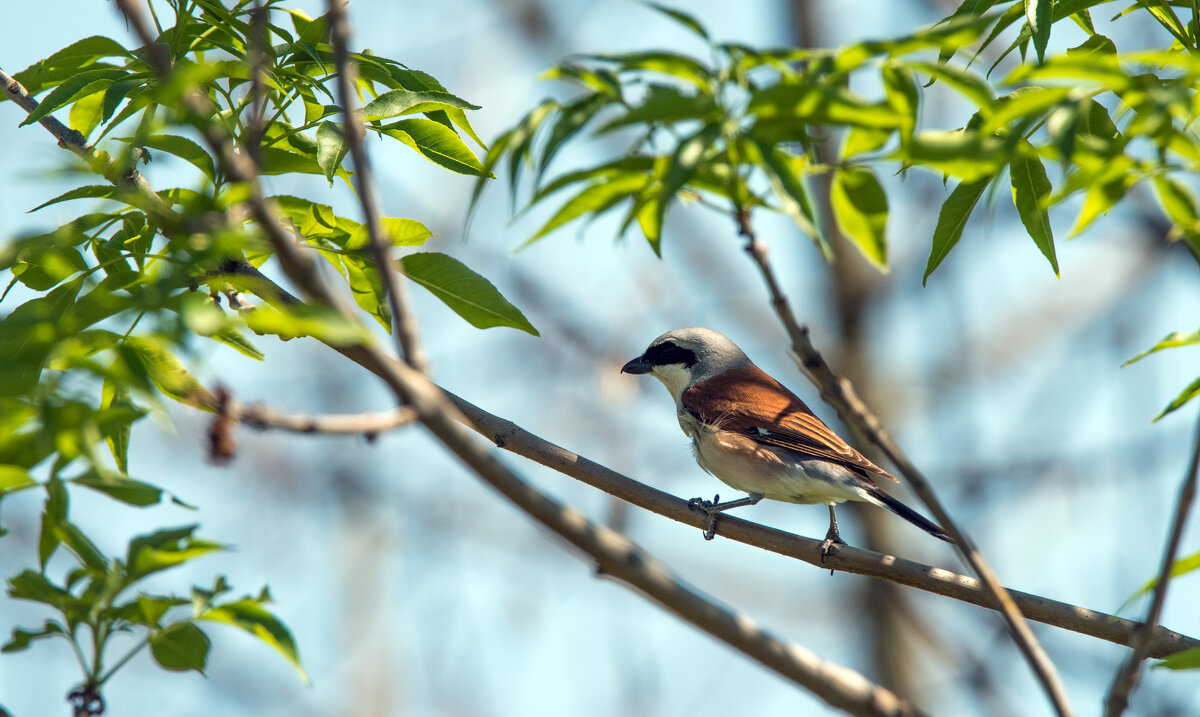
[819,527,847,564]
[687,494,722,541]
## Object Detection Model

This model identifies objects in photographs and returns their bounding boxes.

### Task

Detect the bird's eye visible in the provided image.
[644,341,698,368]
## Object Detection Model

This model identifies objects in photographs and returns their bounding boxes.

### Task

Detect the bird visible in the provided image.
[621,327,952,556]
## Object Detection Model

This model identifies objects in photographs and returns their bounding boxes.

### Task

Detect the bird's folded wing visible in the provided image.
[682,366,898,483]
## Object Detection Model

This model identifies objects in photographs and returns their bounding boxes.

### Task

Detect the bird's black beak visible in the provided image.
[620,355,653,374]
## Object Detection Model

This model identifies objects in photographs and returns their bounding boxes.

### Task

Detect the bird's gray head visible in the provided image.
[620,327,753,400]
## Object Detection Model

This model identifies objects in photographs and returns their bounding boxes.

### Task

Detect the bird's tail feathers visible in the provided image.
[862,486,953,543]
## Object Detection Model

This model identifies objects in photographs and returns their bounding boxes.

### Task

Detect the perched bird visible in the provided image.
[621,327,951,555]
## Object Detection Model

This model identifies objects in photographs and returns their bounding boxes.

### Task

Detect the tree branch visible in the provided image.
[1104,409,1200,716]
[325,0,427,372]
[229,399,417,436]
[735,208,1073,717]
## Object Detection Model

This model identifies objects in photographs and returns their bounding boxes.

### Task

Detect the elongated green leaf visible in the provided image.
[100,376,134,474]
[910,61,994,110]
[830,167,889,269]
[644,2,710,39]
[151,622,210,673]
[122,337,207,405]
[1026,0,1052,62]
[361,89,480,121]
[750,138,825,256]
[315,121,347,185]
[597,84,717,132]
[244,303,372,345]
[200,598,305,682]
[11,36,129,96]
[1123,330,1200,366]
[126,525,224,583]
[649,123,720,249]
[401,252,538,335]
[1154,176,1200,254]
[346,218,434,249]
[1010,142,1058,276]
[529,174,650,242]
[73,474,161,507]
[20,68,128,126]
[924,177,991,285]
[751,83,905,129]
[258,147,324,176]
[588,51,712,88]
[1155,647,1200,671]
[1154,376,1200,421]
[384,118,490,176]
[28,186,115,213]
[536,94,611,185]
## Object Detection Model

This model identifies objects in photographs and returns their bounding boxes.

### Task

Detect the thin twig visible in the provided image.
[1104,409,1200,717]
[735,208,1074,717]
[326,0,427,372]
[232,401,417,435]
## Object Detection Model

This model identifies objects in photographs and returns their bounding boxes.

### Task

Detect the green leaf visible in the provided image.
[346,218,434,249]
[751,139,825,256]
[528,174,650,243]
[924,177,991,285]
[126,525,224,583]
[597,84,717,132]
[0,466,37,496]
[1156,647,1200,671]
[315,121,347,185]
[360,89,480,121]
[750,83,905,130]
[101,375,134,474]
[644,2,710,39]
[1069,176,1130,237]
[842,126,893,158]
[1009,142,1058,276]
[1153,376,1200,422]
[122,337,207,405]
[117,134,216,181]
[1123,330,1200,366]
[200,597,306,683]
[383,118,490,177]
[73,474,162,507]
[69,89,106,140]
[1,620,66,653]
[1026,0,1052,62]
[258,147,324,176]
[7,570,81,614]
[19,68,128,126]
[150,622,210,673]
[830,167,889,270]
[243,303,371,346]
[401,252,539,335]
[12,36,129,97]
[28,185,116,213]
[1153,176,1200,254]
[340,255,391,330]
[910,61,993,110]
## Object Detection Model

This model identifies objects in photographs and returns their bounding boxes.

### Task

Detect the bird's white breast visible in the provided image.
[677,410,867,505]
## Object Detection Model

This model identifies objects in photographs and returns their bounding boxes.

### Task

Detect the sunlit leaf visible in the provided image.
[1026,0,1052,62]
[1155,647,1200,671]
[315,121,347,185]
[116,134,216,181]
[383,118,490,176]
[1009,142,1058,276]
[1153,376,1200,422]
[126,525,224,583]
[200,597,305,682]
[360,89,480,121]
[401,252,539,335]
[1123,330,1200,366]
[830,167,888,269]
